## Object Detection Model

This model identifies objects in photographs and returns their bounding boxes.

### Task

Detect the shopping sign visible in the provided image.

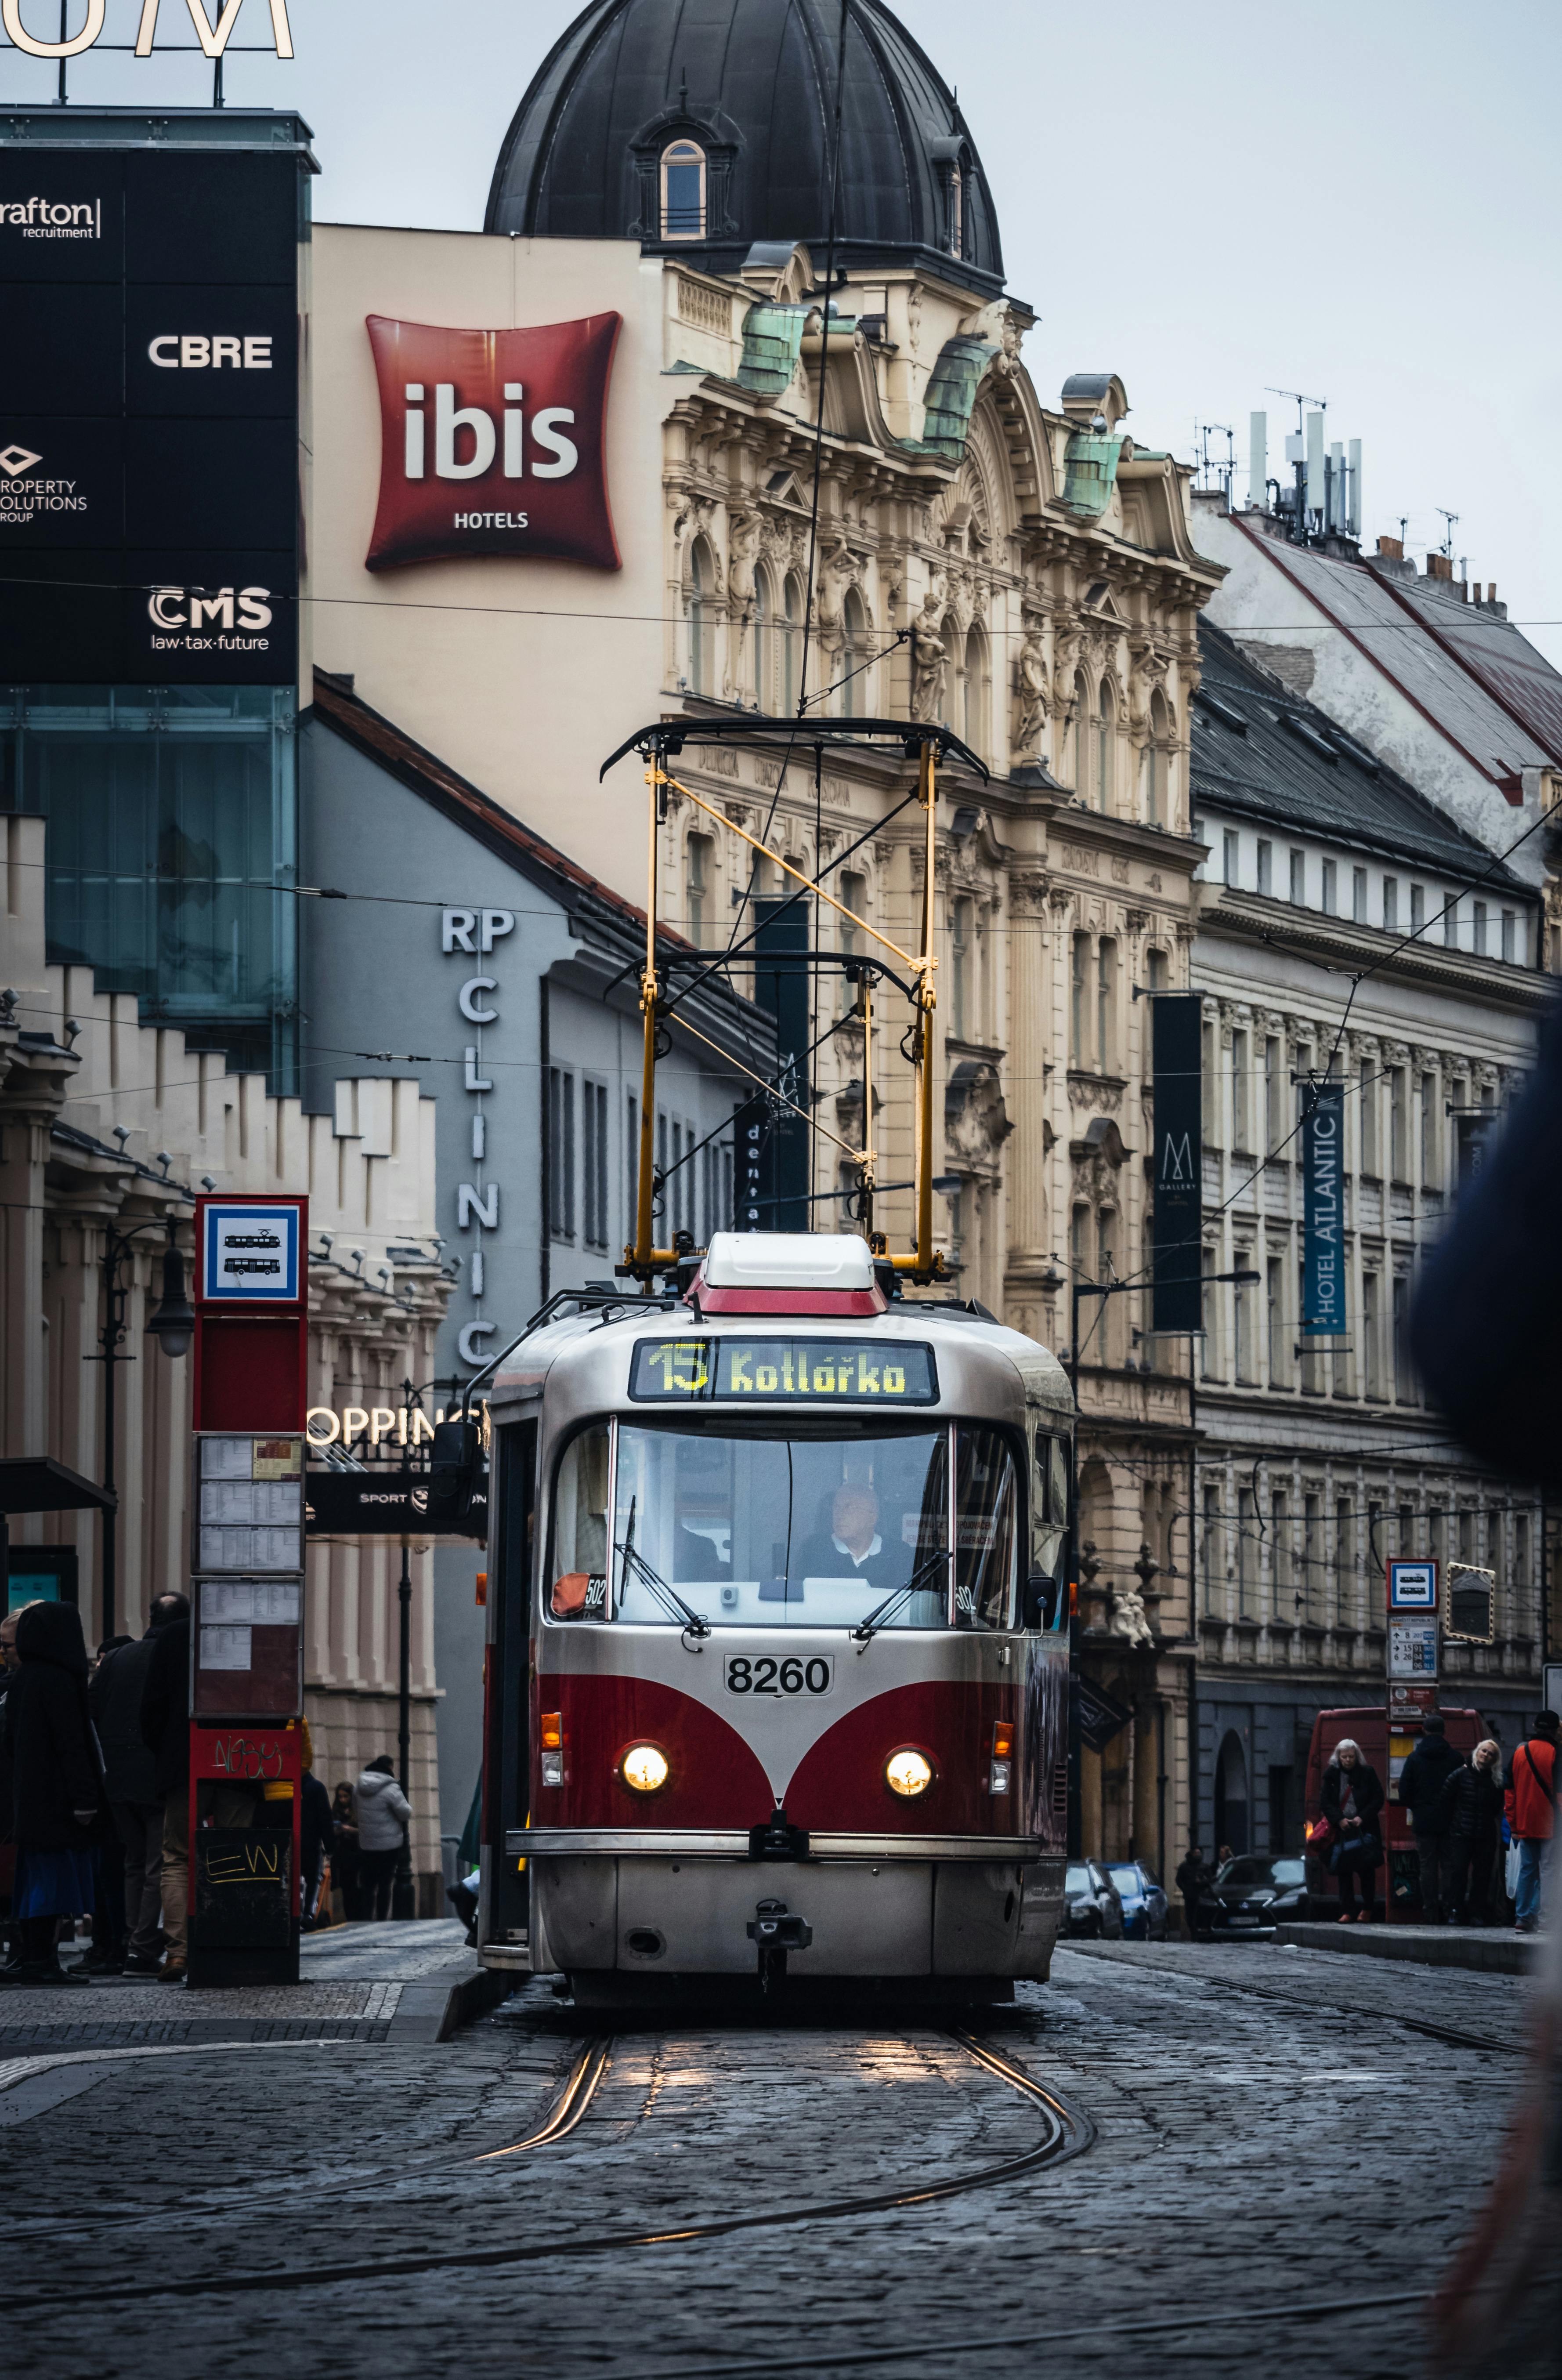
[365,313,622,572]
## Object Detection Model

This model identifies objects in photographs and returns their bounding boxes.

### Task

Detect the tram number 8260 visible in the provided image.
[724,1655,834,1697]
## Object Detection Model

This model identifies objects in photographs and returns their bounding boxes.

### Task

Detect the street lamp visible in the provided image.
[97,1214,192,1638]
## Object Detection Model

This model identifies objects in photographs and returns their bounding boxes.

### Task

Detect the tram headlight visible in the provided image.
[620,1743,670,1794]
[885,1748,934,1799]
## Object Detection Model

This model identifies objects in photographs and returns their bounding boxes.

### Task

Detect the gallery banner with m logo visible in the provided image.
[1151,994,1202,1333]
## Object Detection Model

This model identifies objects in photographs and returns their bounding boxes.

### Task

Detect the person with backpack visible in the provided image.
[1396,1711,1464,1924]
[1503,1709,1558,1935]
[1439,1739,1504,1926]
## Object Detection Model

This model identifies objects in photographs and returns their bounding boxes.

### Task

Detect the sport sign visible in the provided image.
[365,313,622,572]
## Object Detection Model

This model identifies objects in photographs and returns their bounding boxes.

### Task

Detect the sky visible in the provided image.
[8,0,1562,661]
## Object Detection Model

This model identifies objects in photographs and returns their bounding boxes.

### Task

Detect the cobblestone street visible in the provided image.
[4,1937,1544,2379]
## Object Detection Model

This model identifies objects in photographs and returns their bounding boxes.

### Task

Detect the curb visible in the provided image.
[385,1959,514,2043]
[1272,1921,1541,1975]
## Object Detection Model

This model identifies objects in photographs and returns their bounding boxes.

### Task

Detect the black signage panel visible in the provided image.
[0,142,300,687]
[0,155,123,283]
[1150,993,1203,1334]
[0,418,124,545]
[304,1470,489,1543]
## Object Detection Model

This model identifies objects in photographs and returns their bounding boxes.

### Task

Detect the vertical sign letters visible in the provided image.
[1302,1078,1345,1334]
[1150,994,1202,1334]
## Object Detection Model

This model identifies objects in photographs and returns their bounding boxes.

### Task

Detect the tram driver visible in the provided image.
[793,1484,901,1593]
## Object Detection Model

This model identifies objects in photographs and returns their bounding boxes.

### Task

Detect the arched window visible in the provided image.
[752,571,771,709]
[1071,672,1089,792]
[1070,931,1089,1064]
[942,622,961,726]
[1096,683,1114,811]
[782,574,803,714]
[1145,689,1170,827]
[686,831,713,947]
[948,165,963,258]
[963,625,988,757]
[1096,936,1117,1071]
[686,537,714,694]
[660,140,706,240]
[841,587,867,716]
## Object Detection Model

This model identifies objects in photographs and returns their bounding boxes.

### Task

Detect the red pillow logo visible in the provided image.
[365,312,622,572]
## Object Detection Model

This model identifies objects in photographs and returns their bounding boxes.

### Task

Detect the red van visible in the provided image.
[1303,1706,1484,1921]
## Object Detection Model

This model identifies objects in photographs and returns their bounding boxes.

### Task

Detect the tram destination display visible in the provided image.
[629,1338,938,1405]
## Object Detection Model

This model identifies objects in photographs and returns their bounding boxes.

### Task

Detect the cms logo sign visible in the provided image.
[148,585,272,631]
[365,312,621,573]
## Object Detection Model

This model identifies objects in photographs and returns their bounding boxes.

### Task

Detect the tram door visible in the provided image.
[484,1416,536,1954]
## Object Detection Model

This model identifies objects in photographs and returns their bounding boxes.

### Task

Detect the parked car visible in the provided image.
[1062,1859,1125,1939]
[1107,1861,1169,1941]
[1201,1853,1309,1936]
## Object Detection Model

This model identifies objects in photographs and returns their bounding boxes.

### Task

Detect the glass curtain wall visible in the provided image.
[0,685,298,1092]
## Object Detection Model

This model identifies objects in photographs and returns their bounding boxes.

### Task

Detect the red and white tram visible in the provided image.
[474,1232,1074,2000]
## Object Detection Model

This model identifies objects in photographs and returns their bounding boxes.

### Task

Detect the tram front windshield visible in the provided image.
[550,1421,1017,1630]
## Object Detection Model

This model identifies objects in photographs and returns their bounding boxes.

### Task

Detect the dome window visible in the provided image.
[661,140,707,240]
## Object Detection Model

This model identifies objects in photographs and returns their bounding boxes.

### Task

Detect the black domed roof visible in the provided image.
[485,0,1004,295]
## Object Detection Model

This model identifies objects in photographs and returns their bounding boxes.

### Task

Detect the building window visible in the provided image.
[1359,1060,1378,1175]
[1200,1246,1216,1377]
[1231,1028,1250,1151]
[842,587,869,717]
[1444,895,1459,949]
[963,625,987,755]
[1501,908,1516,962]
[1256,838,1272,894]
[1420,1072,1437,1181]
[1233,1260,1254,1381]
[782,574,803,714]
[660,139,707,239]
[1070,933,1089,1065]
[1096,938,1116,1072]
[1334,1496,1354,1627]
[1222,829,1239,888]
[686,831,713,947]
[1473,900,1487,955]
[1146,945,1168,993]
[1071,673,1089,793]
[1321,858,1337,914]
[1352,866,1367,923]
[1392,1273,1413,1401]
[1272,1488,1292,1617]
[582,1079,609,1251]
[1289,848,1305,905]
[1096,685,1114,811]
[1390,1065,1408,1180]
[752,570,770,707]
[1362,1270,1381,1397]
[1266,1256,1286,1384]
[547,1067,576,1243]
[1303,1492,1321,1624]
[686,537,715,693]
[950,895,972,1041]
[1383,876,1399,931]
[947,162,963,257]
[1264,1036,1282,1153]
[1202,1484,1220,1614]
[1411,882,1425,933]
[625,1093,639,1236]
[1237,1486,1257,1616]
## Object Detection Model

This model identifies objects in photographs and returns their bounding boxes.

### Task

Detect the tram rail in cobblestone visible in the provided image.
[5,2026,1093,2306]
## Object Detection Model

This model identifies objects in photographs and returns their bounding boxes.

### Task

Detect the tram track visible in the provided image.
[5,2022,1093,2308]
[1062,1942,1527,2058]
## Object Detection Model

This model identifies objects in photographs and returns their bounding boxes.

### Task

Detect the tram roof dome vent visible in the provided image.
[694,1232,886,1317]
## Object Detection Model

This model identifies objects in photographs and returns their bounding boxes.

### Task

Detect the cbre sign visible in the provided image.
[2,0,293,60]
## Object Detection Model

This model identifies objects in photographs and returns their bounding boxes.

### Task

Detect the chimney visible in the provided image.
[1377,534,1403,561]
[1472,583,1482,605]
[1426,551,1454,582]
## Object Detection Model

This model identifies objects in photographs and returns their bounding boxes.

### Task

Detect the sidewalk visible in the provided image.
[1272,1920,1544,1974]
[0,1920,507,2051]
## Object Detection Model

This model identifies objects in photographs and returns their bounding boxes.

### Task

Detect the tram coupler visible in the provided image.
[748,1803,810,1861]
[747,1898,812,1993]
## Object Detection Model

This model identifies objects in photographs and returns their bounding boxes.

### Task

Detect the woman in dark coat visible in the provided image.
[0,1601,103,1984]
[331,1781,361,1920]
[1440,1738,1504,1925]
[1320,1738,1385,1922]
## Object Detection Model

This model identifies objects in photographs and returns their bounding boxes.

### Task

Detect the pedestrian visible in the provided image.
[1502,1709,1558,1936]
[1396,1711,1464,1924]
[82,1633,134,1972]
[90,1595,186,1977]
[138,1592,192,1984]
[1441,1739,1504,1926]
[353,1755,411,1921]
[1320,1737,1385,1922]
[299,1720,335,1930]
[0,1601,104,1985]
[1174,1842,1214,1939]
[331,1781,361,1919]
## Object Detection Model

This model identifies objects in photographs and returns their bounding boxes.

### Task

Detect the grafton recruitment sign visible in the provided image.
[365,312,622,573]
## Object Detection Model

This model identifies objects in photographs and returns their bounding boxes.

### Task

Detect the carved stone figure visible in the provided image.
[909,587,947,722]
[727,511,763,618]
[1108,1583,1155,1648]
[1013,624,1049,756]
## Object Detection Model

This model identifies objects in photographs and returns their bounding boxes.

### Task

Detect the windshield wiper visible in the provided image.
[617,1496,710,1639]
[850,1549,950,1648]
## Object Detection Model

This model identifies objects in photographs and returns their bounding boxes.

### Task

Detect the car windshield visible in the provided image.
[548,1418,1019,1630]
[1064,1865,1092,1896]
[1108,1866,1143,1896]
[1218,1856,1305,1890]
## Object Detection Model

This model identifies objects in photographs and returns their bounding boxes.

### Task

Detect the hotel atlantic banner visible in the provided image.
[1150,993,1202,1334]
[0,137,303,683]
[1302,1076,1346,1334]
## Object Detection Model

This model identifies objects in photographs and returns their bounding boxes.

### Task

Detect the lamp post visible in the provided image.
[95,1215,194,1640]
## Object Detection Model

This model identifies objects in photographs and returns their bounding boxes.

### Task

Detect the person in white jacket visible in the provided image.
[352,1756,410,1920]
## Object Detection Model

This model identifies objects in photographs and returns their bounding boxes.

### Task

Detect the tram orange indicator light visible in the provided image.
[540,1712,563,1749]
[992,1722,1014,1760]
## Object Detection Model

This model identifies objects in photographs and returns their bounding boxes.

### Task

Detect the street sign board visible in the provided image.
[199,1201,303,1303]
[1388,1617,1439,1681]
[1387,1559,1437,1610]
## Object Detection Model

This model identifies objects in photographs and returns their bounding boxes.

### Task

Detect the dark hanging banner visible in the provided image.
[732,1093,775,1230]
[752,897,810,1230]
[1302,1078,1346,1334]
[1151,994,1202,1333]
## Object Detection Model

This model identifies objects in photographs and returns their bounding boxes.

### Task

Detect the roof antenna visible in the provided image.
[1435,507,1458,558]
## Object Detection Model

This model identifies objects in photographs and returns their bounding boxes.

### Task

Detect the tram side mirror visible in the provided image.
[429,1417,481,1518]
[1023,1572,1062,1631]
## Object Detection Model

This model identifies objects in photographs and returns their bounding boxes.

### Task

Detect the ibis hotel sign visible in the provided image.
[365,313,622,572]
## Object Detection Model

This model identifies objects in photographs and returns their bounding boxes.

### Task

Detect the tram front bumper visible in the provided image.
[526,1850,1061,1979]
